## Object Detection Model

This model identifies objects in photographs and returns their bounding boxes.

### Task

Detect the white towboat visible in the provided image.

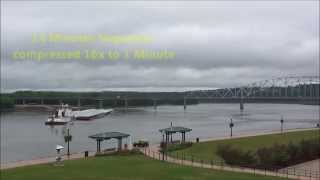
[45,116,70,125]
[45,104,73,125]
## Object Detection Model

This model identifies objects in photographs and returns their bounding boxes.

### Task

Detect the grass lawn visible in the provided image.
[171,129,320,161]
[1,154,285,180]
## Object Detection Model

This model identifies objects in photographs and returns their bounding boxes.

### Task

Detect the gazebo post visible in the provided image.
[96,140,99,152]
[181,132,185,143]
[162,133,165,142]
[97,139,102,153]
[166,132,168,143]
[118,138,122,151]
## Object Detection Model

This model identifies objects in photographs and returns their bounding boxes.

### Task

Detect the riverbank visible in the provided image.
[2,127,318,170]
[14,105,56,112]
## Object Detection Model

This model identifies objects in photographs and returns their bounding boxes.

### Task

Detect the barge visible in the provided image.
[73,109,113,121]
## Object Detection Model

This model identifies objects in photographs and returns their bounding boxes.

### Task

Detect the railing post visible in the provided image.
[265,168,267,176]
[191,155,194,165]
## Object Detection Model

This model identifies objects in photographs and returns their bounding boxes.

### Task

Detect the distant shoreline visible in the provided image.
[8,102,320,113]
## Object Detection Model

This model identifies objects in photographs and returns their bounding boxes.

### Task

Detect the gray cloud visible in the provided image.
[1,1,319,92]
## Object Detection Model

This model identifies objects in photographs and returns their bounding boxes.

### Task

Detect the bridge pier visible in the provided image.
[183,98,187,110]
[153,99,157,110]
[113,99,117,107]
[240,88,244,111]
[99,100,103,109]
[77,98,81,107]
[315,84,319,97]
[124,99,128,109]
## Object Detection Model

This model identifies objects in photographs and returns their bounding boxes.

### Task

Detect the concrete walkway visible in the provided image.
[1,151,95,170]
[281,159,320,177]
[288,159,320,172]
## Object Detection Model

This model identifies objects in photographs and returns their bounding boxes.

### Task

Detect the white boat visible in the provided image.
[45,116,70,125]
[45,104,73,125]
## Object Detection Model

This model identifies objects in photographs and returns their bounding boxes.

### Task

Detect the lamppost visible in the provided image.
[55,145,64,165]
[280,116,284,133]
[64,128,72,156]
[229,118,234,137]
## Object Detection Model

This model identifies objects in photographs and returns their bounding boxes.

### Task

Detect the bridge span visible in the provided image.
[12,76,320,110]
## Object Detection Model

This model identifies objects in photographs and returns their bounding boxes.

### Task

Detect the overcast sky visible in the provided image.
[1,1,319,92]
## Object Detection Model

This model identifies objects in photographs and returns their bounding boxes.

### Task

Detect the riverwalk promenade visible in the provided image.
[1,128,319,180]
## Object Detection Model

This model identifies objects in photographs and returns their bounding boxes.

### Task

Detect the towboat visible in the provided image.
[45,116,71,125]
[45,104,73,125]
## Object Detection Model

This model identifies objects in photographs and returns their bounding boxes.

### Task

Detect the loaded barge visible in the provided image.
[45,104,113,125]
[74,109,113,121]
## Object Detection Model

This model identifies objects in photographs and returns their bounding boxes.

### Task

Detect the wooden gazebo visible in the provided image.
[159,126,192,144]
[89,132,130,153]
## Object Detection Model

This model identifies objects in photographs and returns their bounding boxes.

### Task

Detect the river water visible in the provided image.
[1,103,319,164]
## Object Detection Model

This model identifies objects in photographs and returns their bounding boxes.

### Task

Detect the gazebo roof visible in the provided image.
[159,126,192,133]
[89,132,130,140]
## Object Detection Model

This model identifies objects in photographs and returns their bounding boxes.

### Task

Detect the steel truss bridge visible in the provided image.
[185,76,320,99]
[14,76,320,109]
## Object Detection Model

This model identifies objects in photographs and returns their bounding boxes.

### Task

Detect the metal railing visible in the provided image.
[142,148,320,180]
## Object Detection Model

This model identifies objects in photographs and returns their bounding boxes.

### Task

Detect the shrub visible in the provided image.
[218,138,320,169]
[216,144,257,166]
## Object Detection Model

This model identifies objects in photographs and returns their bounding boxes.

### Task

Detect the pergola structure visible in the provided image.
[89,132,130,153]
[159,126,192,144]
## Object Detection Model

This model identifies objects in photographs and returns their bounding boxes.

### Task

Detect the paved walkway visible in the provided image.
[1,151,95,170]
[281,159,320,176]
[199,127,319,143]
